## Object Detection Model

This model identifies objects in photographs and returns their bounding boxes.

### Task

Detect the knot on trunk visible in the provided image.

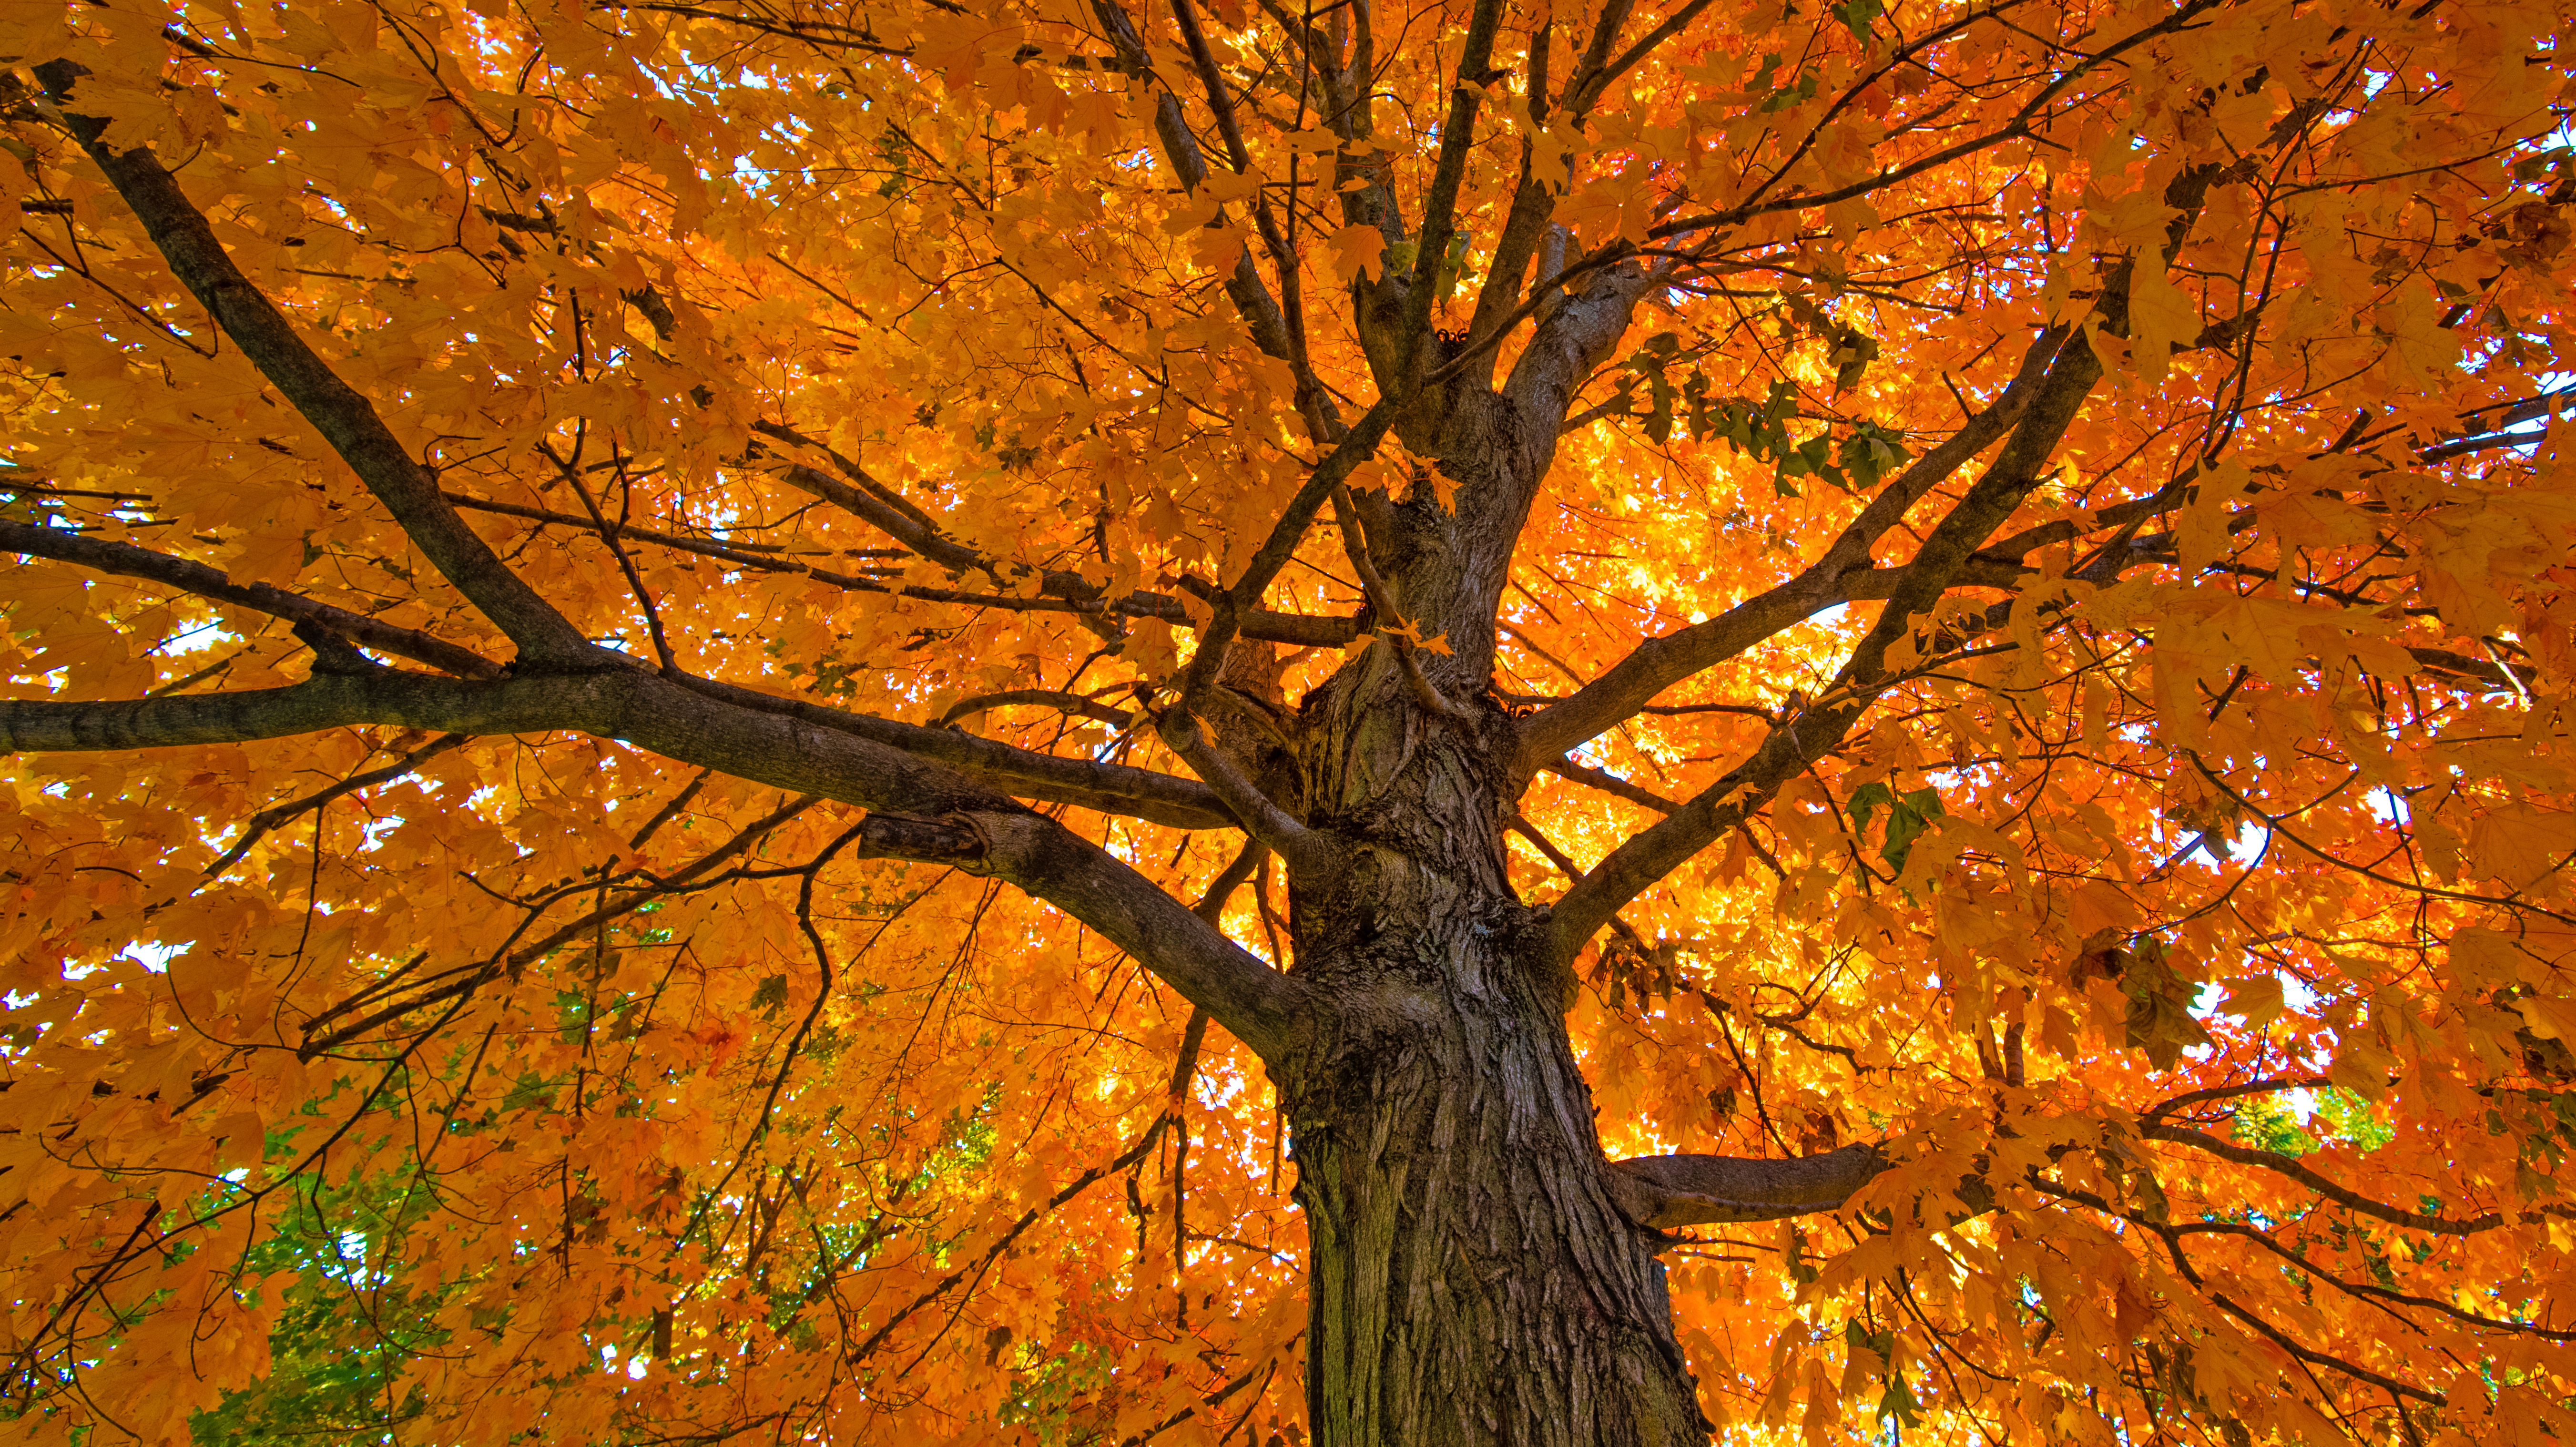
[855,812,989,867]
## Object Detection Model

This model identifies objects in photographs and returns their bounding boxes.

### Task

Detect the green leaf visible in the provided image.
[188,1158,455,1447]
[498,1071,560,1114]
[1878,1374,1924,1431]
[1644,369,1677,444]
[1759,68,1819,112]
[1847,781,1895,832]
[1837,419,1910,489]
[1832,0,1884,42]
[1843,1317,1895,1360]
[1851,783,1942,871]
[1785,1223,1821,1284]
[1435,229,1472,304]
[1879,786,1942,871]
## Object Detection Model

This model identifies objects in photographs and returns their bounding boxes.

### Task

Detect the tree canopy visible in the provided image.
[1,0,2572,1440]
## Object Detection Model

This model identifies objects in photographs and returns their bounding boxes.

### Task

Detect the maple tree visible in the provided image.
[1,0,2573,1438]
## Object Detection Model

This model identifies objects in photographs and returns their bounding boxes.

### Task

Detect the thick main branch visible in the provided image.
[1,669,1306,1060]
[45,64,595,668]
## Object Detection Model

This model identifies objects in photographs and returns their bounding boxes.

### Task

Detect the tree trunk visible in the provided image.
[1282,948,1709,1446]
[1269,661,1709,1446]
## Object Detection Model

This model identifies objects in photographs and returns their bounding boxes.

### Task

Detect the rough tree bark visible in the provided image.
[1234,207,1717,1427]
[1276,704,1712,1443]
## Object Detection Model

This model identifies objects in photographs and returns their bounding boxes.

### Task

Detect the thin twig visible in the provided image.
[208,734,468,875]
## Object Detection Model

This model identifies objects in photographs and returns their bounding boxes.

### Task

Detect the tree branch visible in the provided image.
[0,519,504,679]
[2140,1123,2507,1236]
[667,673,1236,829]
[751,420,990,576]
[1381,0,1506,392]
[1513,324,2071,775]
[0,512,1235,825]
[41,63,597,669]
[1090,0,1302,374]
[2208,1291,2445,1405]
[1496,250,1660,434]
[777,461,994,575]
[1568,0,1716,120]
[1159,836,1271,1102]
[937,689,1133,729]
[1461,6,1570,377]
[1164,0,1337,435]
[1539,756,1680,814]
[1548,319,2113,954]
[1603,1144,1919,1228]
[1645,0,2227,242]
[298,793,822,1052]
[447,487,1362,647]
[1556,0,1639,124]
[1177,400,1394,713]
[1,666,1311,1061]
[208,732,468,875]
[1159,713,1337,877]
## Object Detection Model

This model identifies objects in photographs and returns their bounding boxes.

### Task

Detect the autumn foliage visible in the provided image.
[1,0,2574,1440]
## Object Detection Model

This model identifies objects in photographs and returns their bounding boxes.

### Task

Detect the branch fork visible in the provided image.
[1157,710,1338,879]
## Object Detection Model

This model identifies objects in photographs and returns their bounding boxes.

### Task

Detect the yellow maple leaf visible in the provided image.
[1326,223,1387,284]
